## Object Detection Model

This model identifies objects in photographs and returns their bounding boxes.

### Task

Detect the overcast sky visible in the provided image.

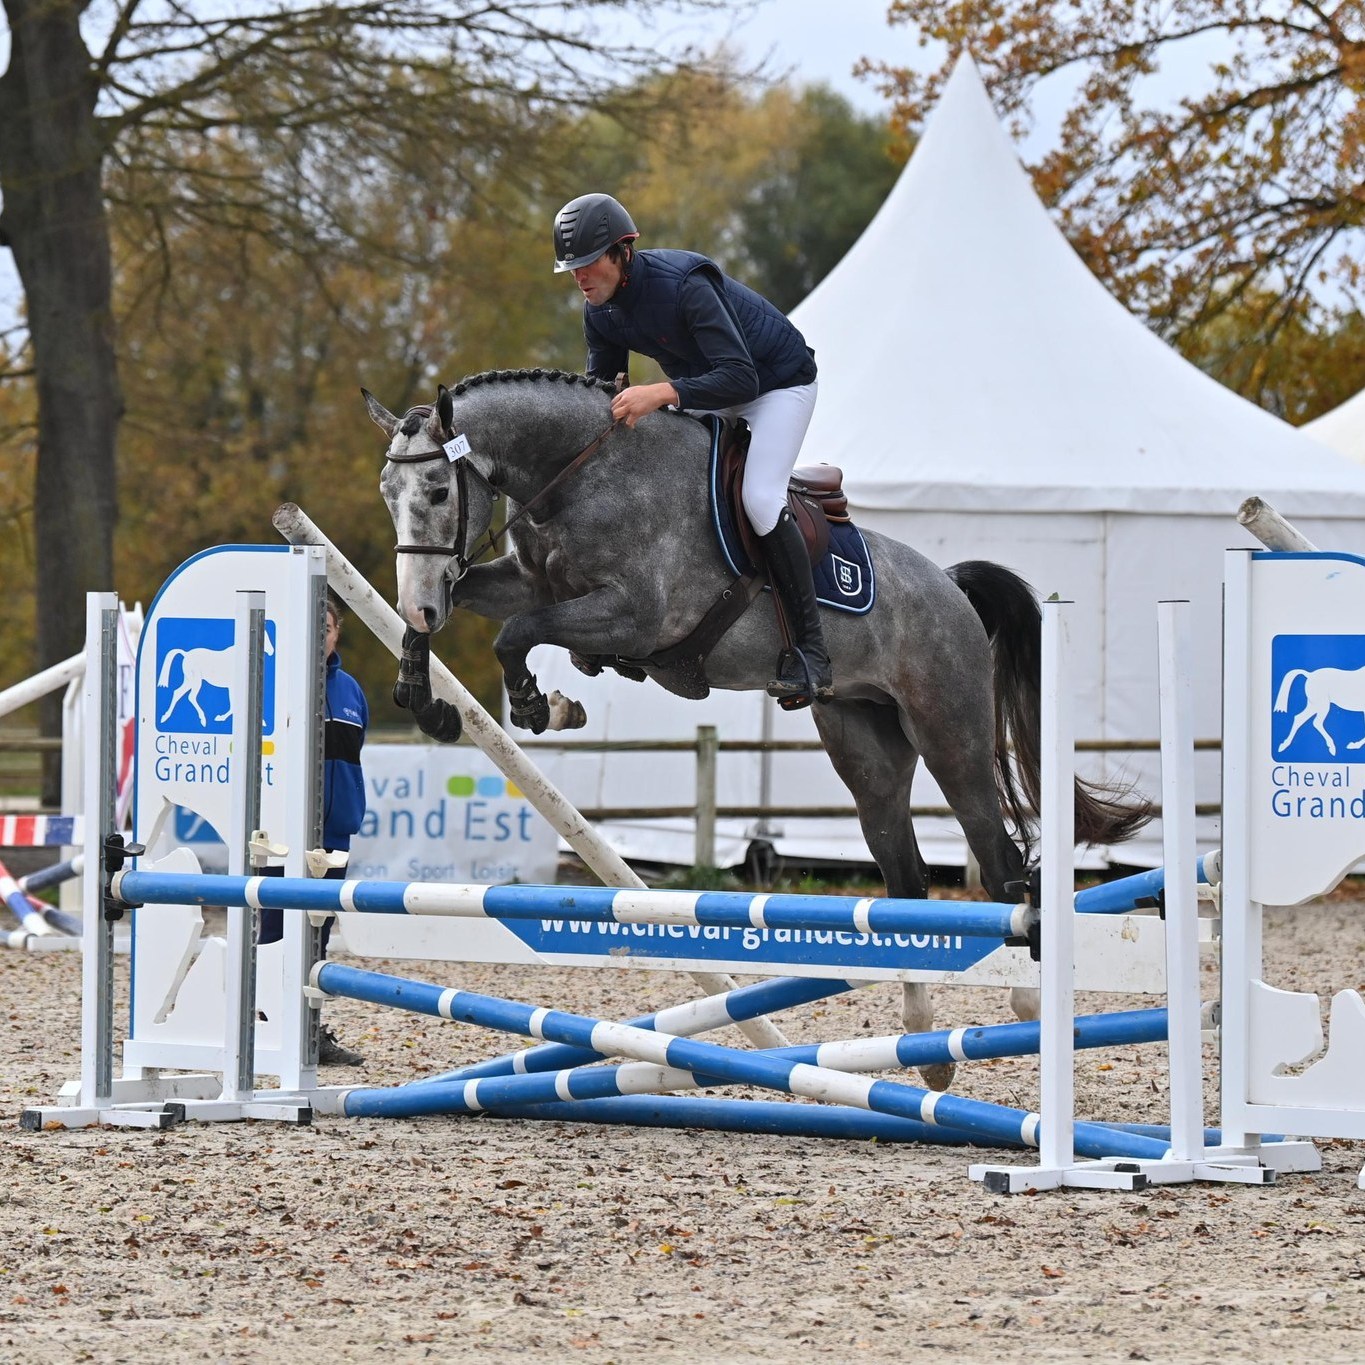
[671,0,920,115]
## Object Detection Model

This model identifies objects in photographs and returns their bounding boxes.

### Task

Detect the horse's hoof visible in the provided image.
[546,691,588,731]
[569,652,603,677]
[918,1062,956,1093]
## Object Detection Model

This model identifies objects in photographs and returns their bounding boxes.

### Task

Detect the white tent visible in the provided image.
[1304,387,1365,463]
[526,55,1365,873]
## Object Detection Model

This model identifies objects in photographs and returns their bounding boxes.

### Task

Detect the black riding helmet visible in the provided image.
[553,193,639,272]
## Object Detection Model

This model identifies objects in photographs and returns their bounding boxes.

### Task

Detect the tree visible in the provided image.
[0,0,725,767]
[736,85,905,313]
[869,2,1365,400]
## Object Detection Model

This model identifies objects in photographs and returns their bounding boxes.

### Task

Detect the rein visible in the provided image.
[387,407,621,576]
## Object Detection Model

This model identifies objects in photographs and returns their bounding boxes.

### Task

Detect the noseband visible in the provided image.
[386,403,621,578]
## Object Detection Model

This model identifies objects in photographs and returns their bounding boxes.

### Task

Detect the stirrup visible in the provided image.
[766,648,833,710]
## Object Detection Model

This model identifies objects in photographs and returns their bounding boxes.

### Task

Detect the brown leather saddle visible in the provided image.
[718,419,850,568]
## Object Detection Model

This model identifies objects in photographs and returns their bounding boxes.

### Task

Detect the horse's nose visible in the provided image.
[421,605,438,631]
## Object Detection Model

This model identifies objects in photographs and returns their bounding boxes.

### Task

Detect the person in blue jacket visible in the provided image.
[258,596,368,1065]
[322,597,368,862]
[315,596,368,1064]
[553,192,833,709]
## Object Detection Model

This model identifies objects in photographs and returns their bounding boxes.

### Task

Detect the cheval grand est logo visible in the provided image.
[1269,633,1365,824]
[155,617,278,736]
[1271,634,1365,762]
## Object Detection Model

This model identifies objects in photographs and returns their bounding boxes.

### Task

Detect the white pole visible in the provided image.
[271,503,788,1050]
[1158,600,1204,1163]
[1236,497,1319,553]
[1039,600,1076,1171]
[0,654,83,721]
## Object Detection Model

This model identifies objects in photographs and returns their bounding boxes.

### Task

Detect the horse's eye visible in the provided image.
[429,487,449,505]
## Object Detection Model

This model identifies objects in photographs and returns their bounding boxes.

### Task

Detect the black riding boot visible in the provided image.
[760,509,834,708]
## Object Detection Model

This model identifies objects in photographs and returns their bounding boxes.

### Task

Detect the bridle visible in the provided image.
[386,404,621,578]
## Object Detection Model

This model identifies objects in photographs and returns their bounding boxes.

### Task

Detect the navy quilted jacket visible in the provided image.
[583,248,816,410]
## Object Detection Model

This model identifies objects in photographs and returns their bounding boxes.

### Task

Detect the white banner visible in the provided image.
[347,743,559,886]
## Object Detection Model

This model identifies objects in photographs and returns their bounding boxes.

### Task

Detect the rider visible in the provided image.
[552,191,833,708]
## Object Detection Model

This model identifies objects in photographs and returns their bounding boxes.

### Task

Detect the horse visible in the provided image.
[364,369,1151,1088]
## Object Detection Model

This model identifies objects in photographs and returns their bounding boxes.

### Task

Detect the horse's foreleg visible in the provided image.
[494,585,649,735]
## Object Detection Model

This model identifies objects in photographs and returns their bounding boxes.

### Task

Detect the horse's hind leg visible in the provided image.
[812,698,956,1091]
[916,705,1040,1025]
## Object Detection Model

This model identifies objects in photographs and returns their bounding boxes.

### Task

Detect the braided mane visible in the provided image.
[448,368,616,398]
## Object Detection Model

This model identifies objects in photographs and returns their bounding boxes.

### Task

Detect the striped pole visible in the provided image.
[113,870,1035,940]
[409,974,864,1086]
[19,855,84,898]
[1074,854,1214,915]
[0,815,82,849]
[762,1007,1169,1071]
[465,1095,998,1146]
[0,857,68,938]
[404,1010,1169,1120]
[317,963,1170,1160]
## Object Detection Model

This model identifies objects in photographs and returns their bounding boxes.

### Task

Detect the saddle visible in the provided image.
[717,419,850,568]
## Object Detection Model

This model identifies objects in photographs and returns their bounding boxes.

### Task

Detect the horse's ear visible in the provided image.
[362,388,400,439]
[435,384,455,440]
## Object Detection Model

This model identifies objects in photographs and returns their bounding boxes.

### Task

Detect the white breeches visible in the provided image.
[712,380,818,536]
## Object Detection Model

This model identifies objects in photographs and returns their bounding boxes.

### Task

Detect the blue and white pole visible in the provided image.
[404,1009,1169,1123]
[1074,853,1215,916]
[461,1095,996,1146]
[317,963,1171,1160]
[17,855,84,897]
[1,858,78,940]
[409,973,866,1087]
[763,1007,1169,1071]
[112,870,1036,941]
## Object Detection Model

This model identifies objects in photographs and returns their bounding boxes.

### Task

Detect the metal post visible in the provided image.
[695,725,718,873]
[222,592,266,1102]
[79,594,120,1107]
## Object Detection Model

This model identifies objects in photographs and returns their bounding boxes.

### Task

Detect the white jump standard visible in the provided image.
[26,526,1365,1193]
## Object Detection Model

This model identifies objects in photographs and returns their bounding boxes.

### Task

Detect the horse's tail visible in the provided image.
[946,560,1153,853]
[1273,668,1308,713]
[157,648,186,688]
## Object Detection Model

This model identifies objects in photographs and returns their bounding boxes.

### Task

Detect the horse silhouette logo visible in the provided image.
[1271,635,1365,760]
[155,618,277,735]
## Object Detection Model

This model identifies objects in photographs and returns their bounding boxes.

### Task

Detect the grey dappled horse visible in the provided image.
[366,369,1150,1088]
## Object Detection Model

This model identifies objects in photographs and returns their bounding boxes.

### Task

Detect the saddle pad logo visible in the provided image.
[1271,634,1365,762]
[155,617,278,736]
[831,555,862,598]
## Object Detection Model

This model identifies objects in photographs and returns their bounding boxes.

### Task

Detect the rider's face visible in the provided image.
[571,252,625,306]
